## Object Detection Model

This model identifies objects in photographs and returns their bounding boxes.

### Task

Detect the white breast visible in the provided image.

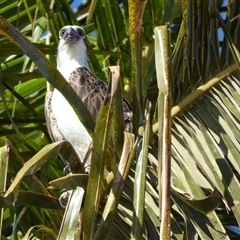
[52,37,92,166]
[51,88,92,164]
[57,38,90,81]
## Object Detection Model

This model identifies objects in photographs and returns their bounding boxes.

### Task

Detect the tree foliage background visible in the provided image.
[0,0,240,239]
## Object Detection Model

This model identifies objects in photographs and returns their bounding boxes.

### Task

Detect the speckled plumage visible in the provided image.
[44,25,132,166]
[69,67,133,131]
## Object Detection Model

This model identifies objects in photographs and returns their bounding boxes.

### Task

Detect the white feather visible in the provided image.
[51,89,92,162]
[57,35,90,79]
[51,26,92,165]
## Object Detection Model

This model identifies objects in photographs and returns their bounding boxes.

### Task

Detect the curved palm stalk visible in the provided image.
[0,145,9,235]
[58,187,84,240]
[128,0,146,128]
[4,141,78,200]
[155,24,172,239]
[94,132,135,239]
[152,63,238,134]
[171,64,238,118]
[86,0,98,24]
[82,68,115,239]
[131,101,150,240]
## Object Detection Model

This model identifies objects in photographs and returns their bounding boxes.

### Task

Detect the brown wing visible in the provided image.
[44,91,65,142]
[69,67,133,132]
[69,67,106,120]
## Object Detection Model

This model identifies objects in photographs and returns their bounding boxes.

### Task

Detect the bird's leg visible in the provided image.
[59,190,72,208]
[58,156,73,208]
[59,155,72,175]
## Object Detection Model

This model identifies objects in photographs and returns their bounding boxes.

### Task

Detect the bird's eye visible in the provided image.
[60,29,65,37]
[77,28,85,36]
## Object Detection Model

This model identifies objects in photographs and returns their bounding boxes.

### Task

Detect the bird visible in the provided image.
[44,25,133,170]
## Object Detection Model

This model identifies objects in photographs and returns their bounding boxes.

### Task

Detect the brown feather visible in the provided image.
[69,67,133,132]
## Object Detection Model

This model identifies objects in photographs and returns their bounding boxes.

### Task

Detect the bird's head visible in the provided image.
[59,25,86,44]
[57,25,90,75]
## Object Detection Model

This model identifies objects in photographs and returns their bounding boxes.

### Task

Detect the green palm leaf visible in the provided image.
[0,0,240,239]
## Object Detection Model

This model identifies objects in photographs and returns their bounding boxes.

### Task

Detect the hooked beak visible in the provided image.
[63,27,80,42]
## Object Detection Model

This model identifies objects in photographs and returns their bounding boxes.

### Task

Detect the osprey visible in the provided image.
[45,25,133,168]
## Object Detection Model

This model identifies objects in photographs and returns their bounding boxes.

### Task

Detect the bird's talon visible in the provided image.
[63,165,71,175]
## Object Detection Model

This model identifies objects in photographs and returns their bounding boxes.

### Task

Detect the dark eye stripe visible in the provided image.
[59,27,85,38]
[77,28,85,36]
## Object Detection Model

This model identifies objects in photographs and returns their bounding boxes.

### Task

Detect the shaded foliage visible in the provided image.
[0,0,240,239]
